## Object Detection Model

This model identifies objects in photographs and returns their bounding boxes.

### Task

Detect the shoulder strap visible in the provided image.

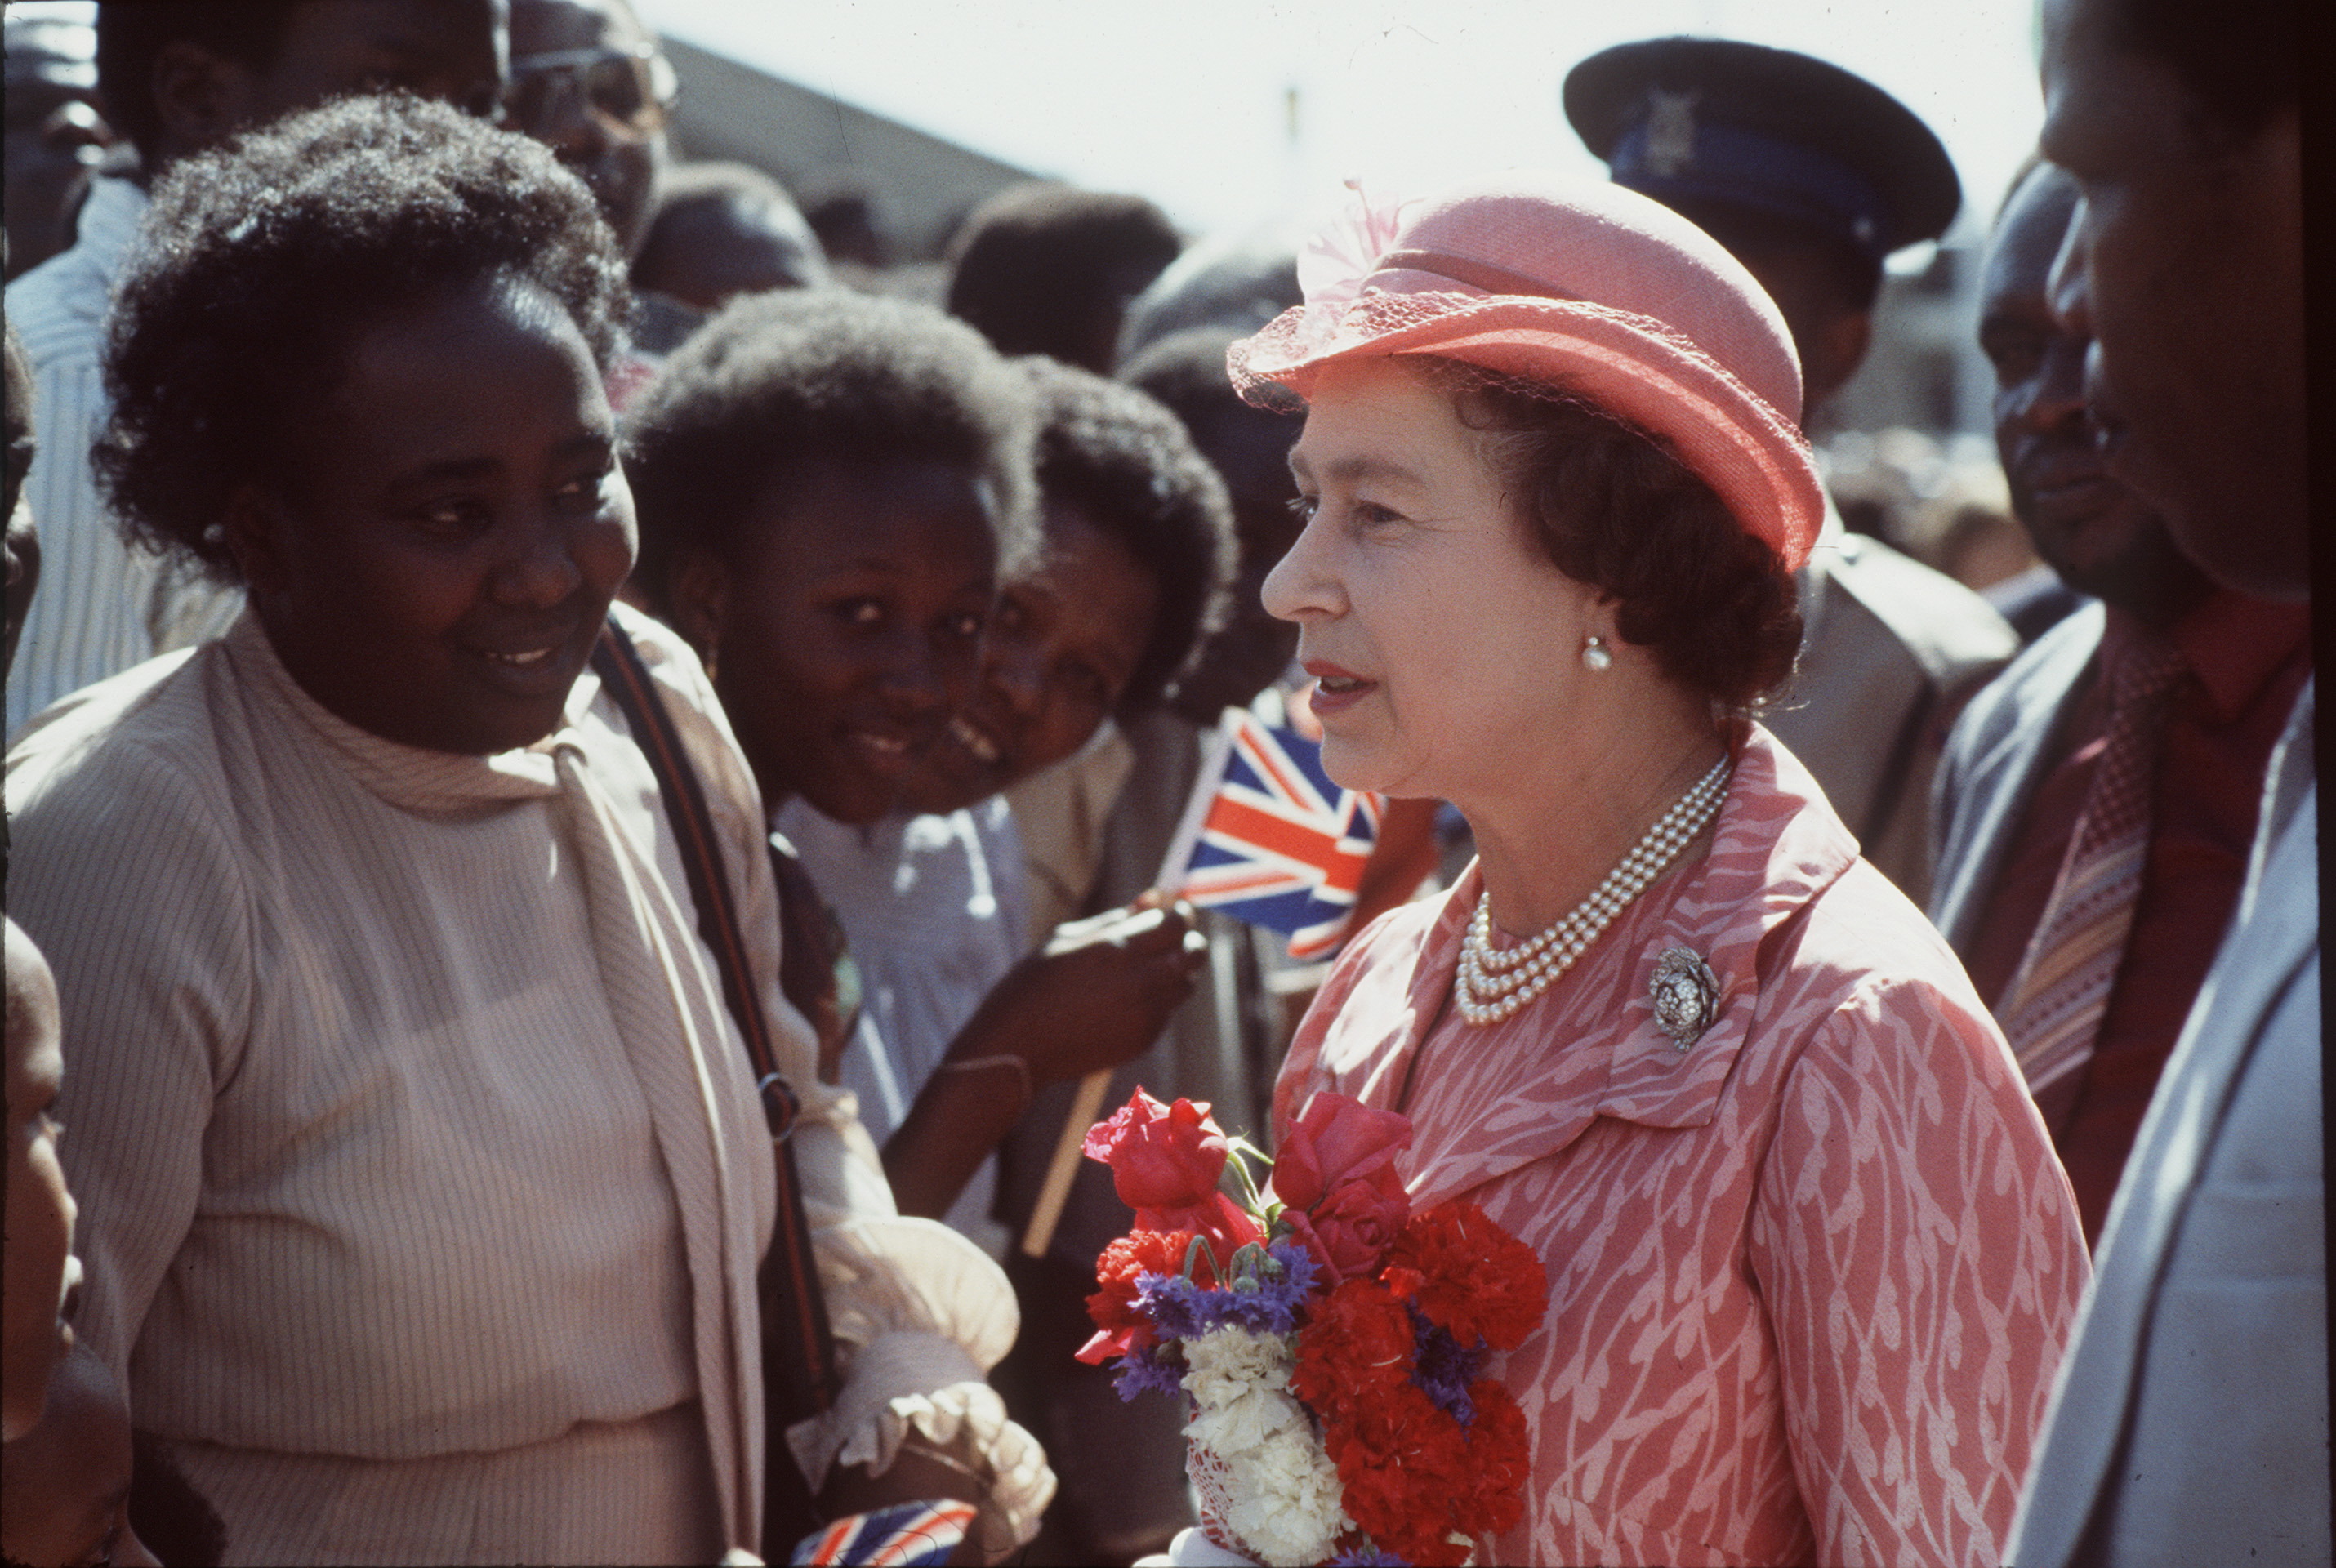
[591,618,840,1549]
[592,620,796,1130]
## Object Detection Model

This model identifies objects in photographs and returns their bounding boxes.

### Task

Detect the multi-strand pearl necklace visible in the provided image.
[1453,756,1731,1026]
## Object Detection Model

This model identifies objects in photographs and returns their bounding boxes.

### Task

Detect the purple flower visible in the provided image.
[1112,1343,1187,1402]
[1326,1548,1409,1566]
[1409,1305,1487,1426]
[1135,1269,1210,1340]
[1135,1244,1324,1342]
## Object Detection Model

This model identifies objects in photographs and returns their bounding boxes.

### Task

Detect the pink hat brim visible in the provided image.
[1230,293,1821,573]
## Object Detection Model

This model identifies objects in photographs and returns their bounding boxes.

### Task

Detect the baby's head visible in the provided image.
[906,357,1235,814]
[627,289,1036,824]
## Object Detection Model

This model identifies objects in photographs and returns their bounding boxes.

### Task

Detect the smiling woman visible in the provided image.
[4,95,1050,1566]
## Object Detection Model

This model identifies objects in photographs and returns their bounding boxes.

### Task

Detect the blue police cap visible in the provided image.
[1563,37,1960,263]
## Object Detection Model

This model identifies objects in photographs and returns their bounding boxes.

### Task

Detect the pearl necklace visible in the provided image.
[1453,756,1731,1026]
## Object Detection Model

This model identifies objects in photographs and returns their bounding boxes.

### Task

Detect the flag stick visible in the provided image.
[1019,712,1242,1258]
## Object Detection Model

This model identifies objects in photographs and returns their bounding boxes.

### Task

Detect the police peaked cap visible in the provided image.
[1563,36,1962,262]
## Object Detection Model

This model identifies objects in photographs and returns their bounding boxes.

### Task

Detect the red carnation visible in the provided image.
[1291,1277,1414,1414]
[1387,1201,1548,1350]
[1457,1380,1531,1539]
[1325,1377,1476,1567]
[1077,1228,1197,1365]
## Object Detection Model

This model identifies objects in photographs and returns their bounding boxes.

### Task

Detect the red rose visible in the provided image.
[1083,1089,1230,1211]
[1269,1092,1411,1214]
[1280,1169,1410,1281]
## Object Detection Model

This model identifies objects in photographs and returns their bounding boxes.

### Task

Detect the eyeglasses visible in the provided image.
[502,44,678,137]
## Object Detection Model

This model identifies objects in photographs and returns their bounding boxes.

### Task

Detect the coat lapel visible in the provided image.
[1301,728,1860,1214]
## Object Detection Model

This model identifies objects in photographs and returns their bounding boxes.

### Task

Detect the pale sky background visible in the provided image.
[637,0,2048,256]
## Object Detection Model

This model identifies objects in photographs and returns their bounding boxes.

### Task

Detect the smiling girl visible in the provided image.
[4,97,1046,1565]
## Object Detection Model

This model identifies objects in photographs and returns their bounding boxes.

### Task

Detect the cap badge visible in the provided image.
[1646,89,1701,178]
[1650,947,1719,1049]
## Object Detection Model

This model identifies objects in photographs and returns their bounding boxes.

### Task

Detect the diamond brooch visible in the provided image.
[1649,947,1719,1049]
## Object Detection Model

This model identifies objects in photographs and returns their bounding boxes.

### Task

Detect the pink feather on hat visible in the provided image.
[1229,172,1825,572]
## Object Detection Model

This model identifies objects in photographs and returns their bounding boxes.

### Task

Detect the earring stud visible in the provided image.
[1582,635,1613,672]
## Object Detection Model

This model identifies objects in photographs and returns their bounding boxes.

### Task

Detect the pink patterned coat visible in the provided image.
[1275,727,2087,1566]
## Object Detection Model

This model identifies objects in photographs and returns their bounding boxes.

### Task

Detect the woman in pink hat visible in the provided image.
[1240,176,2088,1567]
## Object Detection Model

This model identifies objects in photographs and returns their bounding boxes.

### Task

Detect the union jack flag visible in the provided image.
[790,1499,976,1566]
[1166,708,1384,962]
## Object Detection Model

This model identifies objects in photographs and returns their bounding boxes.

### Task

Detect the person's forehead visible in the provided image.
[1982,170,2077,301]
[1292,362,1473,474]
[511,0,647,56]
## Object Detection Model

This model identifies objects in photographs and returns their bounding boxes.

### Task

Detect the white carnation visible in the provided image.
[1179,1326,1349,1566]
[1180,1325,1293,1410]
[1220,1425,1349,1566]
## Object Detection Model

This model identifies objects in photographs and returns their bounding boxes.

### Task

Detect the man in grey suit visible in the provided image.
[2004,0,2321,1558]
[1929,159,2306,1245]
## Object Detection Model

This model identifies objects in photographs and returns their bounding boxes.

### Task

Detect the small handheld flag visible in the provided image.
[1161,707,1385,962]
[791,1499,977,1566]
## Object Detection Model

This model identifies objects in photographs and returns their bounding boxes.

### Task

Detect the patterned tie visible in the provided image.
[1997,636,2189,1120]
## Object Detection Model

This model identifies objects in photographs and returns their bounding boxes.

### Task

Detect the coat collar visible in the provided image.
[1334,724,1862,1210]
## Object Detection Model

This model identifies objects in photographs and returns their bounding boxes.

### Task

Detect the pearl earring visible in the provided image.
[1581,635,1613,672]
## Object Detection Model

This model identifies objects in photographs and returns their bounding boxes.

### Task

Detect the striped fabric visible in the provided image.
[2,176,242,742]
[5,605,1032,1563]
[1995,638,2188,1115]
[1276,726,2087,1566]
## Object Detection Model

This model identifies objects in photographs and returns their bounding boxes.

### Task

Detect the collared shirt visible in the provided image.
[3,175,241,739]
[1960,591,2311,1242]
[1277,726,2087,1567]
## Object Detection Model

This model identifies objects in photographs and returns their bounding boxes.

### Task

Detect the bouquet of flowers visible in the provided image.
[1077,1089,1547,1567]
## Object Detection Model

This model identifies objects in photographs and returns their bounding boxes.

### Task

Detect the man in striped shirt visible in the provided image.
[3,0,507,737]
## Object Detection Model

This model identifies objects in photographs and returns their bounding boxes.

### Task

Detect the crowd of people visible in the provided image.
[0,1,2316,1566]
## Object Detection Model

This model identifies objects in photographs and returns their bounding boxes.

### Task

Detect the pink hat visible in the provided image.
[1229,172,1824,571]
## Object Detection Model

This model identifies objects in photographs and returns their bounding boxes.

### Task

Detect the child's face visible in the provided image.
[232,273,635,757]
[684,455,998,824]
[905,498,1158,815]
[0,1348,159,1567]
[5,918,77,1444]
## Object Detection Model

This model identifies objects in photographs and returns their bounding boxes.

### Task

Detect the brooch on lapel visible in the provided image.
[1649,947,1719,1049]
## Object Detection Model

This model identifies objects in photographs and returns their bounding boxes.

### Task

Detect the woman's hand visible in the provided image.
[880,899,1207,1221]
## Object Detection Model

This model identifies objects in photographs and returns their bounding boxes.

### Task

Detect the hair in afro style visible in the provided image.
[1428,361,1802,712]
[943,182,1181,372]
[1018,356,1236,717]
[623,287,1039,610]
[94,93,630,587]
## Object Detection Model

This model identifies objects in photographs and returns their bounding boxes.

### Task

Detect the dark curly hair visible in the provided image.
[1433,363,1802,710]
[944,183,1181,372]
[1019,357,1235,716]
[624,287,1037,605]
[93,94,630,586]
